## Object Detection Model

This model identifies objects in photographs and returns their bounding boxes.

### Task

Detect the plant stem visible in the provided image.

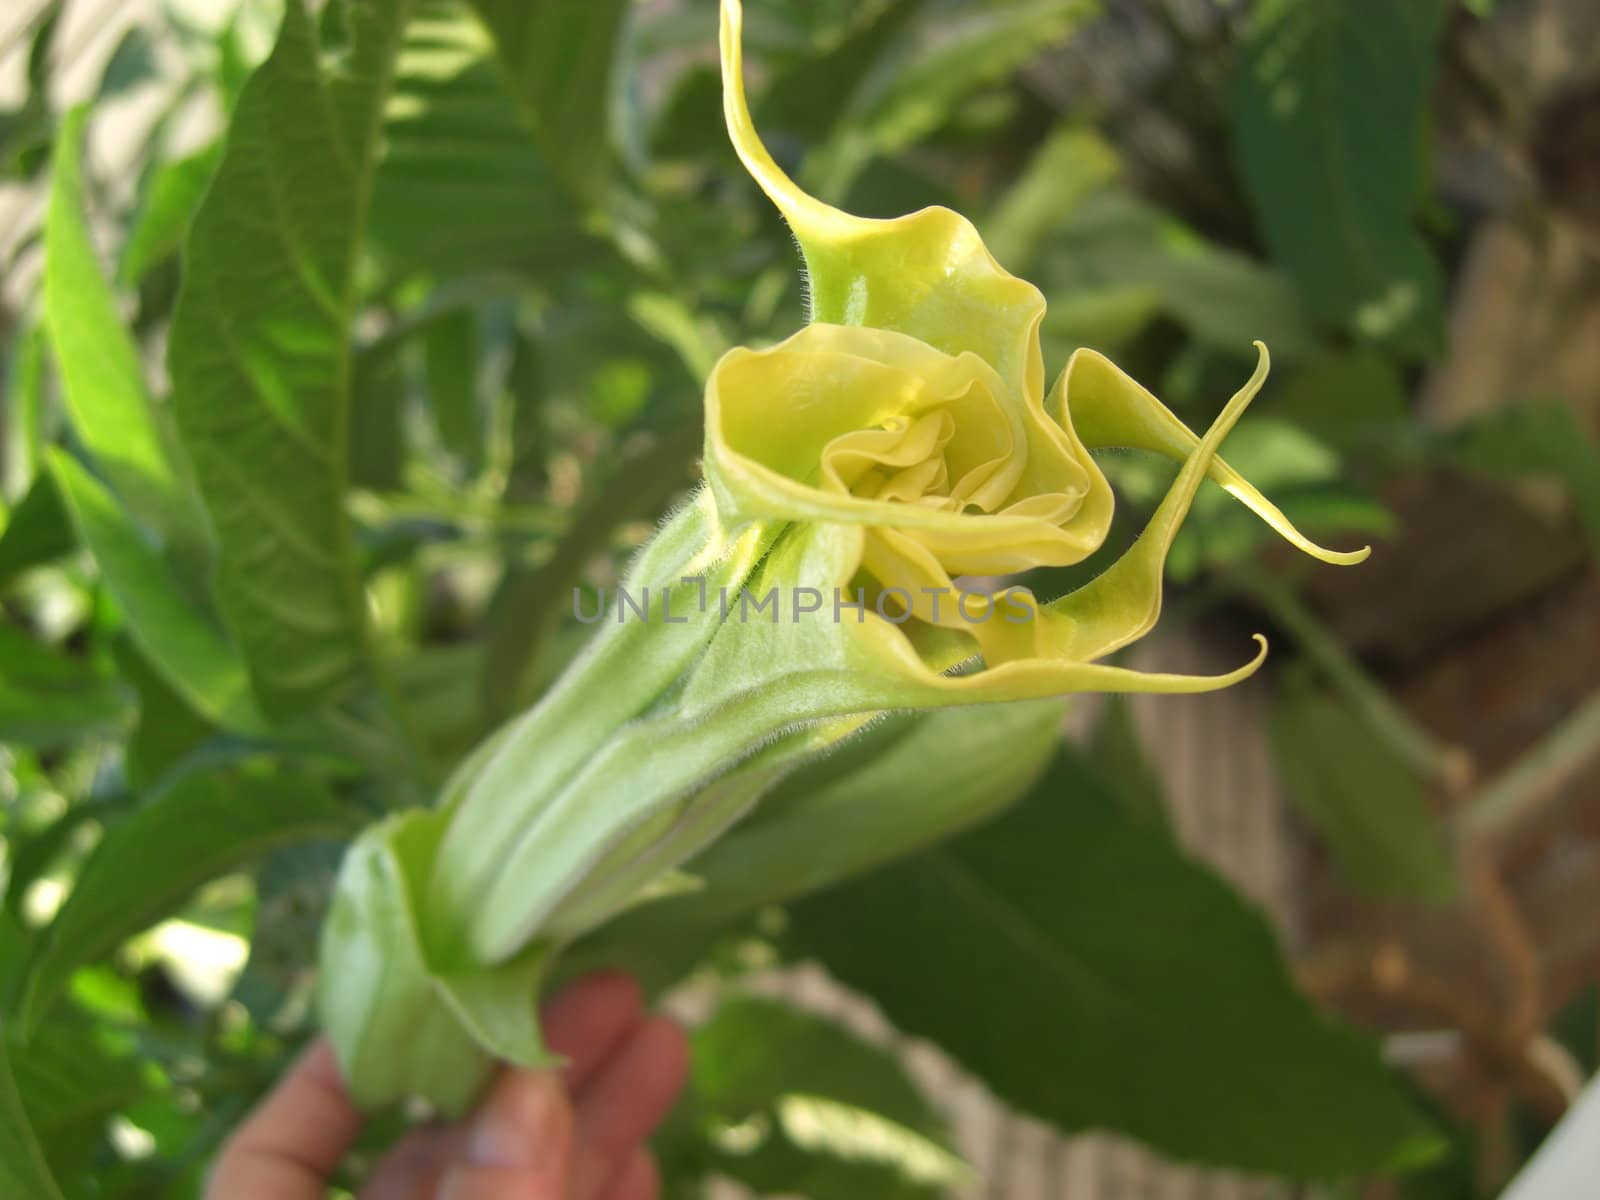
[1456,687,1600,843]
[1231,564,1475,792]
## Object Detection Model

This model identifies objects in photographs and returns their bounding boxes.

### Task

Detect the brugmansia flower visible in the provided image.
[317,0,1368,1113]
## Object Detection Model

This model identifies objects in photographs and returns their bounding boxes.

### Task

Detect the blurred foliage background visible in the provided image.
[0,0,1598,1196]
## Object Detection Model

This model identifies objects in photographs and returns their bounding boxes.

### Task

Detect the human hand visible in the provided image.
[207,972,688,1199]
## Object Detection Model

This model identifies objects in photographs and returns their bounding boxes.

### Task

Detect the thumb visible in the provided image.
[438,1069,574,1200]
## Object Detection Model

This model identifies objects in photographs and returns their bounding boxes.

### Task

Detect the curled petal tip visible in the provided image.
[1324,543,1372,566]
[1259,524,1372,566]
[1234,633,1271,682]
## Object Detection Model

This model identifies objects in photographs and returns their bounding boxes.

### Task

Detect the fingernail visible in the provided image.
[466,1071,568,1169]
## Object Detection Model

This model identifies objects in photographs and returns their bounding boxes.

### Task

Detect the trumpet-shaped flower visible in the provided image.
[316,0,1369,1115]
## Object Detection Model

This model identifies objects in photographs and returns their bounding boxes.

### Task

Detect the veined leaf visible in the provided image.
[44,107,208,558]
[786,748,1442,1176]
[169,0,414,722]
[1231,0,1447,355]
[21,759,360,1033]
[372,4,601,282]
[464,0,628,203]
[47,451,258,731]
[0,1034,65,1200]
[0,620,130,749]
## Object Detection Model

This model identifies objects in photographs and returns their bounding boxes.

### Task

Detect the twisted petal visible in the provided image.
[1063,346,1370,567]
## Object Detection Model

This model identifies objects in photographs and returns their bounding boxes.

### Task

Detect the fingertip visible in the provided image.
[466,1069,572,1172]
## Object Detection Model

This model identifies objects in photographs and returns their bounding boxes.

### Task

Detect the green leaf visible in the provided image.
[1032,185,1317,361]
[21,759,360,1033]
[785,747,1443,1176]
[114,638,216,788]
[1273,349,1411,452]
[2,323,49,496]
[1086,696,1170,835]
[3,795,131,919]
[348,328,408,492]
[422,307,481,462]
[96,26,159,102]
[464,0,628,203]
[169,0,414,722]
[683,997,967,1199]
[807,0,1097,196]
[44,106,208,557]
[983,123,1120,272]
[479,422,701,724]
[371,6,602,282]
[118,141,222,285]
[47,451,258,731]
[750,0,926,152]
[1271,680,1456,902]
[0,1033,66,1200]
[0,621,130,749]
[9,1017,147,1136]
[0,471,74,588]
[1447,401,1600,560]
[1230,0,1448,355]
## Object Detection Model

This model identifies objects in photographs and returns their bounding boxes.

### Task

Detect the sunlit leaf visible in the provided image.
[48,451,257,731]
[44,107,209,558]
[21,759,360,1033]
[169,0,414,722]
